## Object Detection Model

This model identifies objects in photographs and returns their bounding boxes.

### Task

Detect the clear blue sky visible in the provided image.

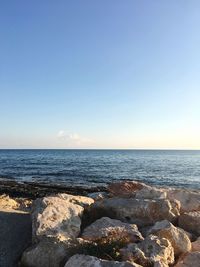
[0,1,200,149]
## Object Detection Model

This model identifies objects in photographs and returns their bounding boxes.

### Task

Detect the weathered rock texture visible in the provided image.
[86,197,180,227]
[120,235,174,267]
[64,254,142,267]
[108,181,167,199]
[32,194,93,242]
[81,217,143,243]
[167,189,200,213]
[178,211,200,236]
[148,220,191,256]
[108,181,147,197]
[174,251,200,267]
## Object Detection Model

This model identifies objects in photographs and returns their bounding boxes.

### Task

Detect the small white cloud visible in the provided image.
[57,130,93,147]
[57,130,65,138]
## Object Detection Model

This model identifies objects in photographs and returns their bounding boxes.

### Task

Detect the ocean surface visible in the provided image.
[0,149,200,189]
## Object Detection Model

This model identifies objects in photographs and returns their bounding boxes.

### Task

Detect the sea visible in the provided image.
[0,149,200,189]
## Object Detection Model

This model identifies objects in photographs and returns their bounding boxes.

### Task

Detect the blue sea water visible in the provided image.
[0,149,200,189]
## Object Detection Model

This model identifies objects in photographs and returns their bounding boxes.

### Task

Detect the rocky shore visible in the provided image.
[0,180,200,267]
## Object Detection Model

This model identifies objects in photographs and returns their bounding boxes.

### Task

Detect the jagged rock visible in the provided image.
[174,251,200,267]
[167,189,200,213]
[178,211,200,235]
[86,197,180,227]
[120,235,174,267]
[20,238,70,267]
[32,195,90,242]
[192,237,200,252]
[108,181,167,199]
[108,181,149,197]
[81,217,143,243]
[148,220,191,256]
[64,254,142,267]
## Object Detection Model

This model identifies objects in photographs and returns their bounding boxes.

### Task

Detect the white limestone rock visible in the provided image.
[32,195,90,242]
[148,220,191,256]
[120,235,174,267]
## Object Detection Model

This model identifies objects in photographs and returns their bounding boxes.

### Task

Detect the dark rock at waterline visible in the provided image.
[0,178,107,199]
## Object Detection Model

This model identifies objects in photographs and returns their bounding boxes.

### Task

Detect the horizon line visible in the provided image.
[0,148,200,151]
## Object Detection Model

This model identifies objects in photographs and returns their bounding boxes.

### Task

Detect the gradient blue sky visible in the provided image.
[0,1,200,149]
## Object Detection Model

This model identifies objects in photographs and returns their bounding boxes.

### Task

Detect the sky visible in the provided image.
[0,1,200,149]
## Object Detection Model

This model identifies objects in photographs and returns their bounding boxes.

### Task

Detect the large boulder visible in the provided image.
[120,235,174,267]
[167,189,200,213]
[174,251,200,267]
[64,254,142,267]
[192,237,200,252]
[178,211,200,236]
[81,217,143,243]
[86,198,180,227]
[108,181,167,199]
[148,220,191,256]
[32,194,93,242]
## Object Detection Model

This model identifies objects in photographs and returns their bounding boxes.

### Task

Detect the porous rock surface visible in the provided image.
[148,220,191,256]
[32,194,93,242]
[81,217,143,243]
[64,254,142,267]
[120,235,174,266]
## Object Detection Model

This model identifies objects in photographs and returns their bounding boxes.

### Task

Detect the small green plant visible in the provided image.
[75,238,128,261]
